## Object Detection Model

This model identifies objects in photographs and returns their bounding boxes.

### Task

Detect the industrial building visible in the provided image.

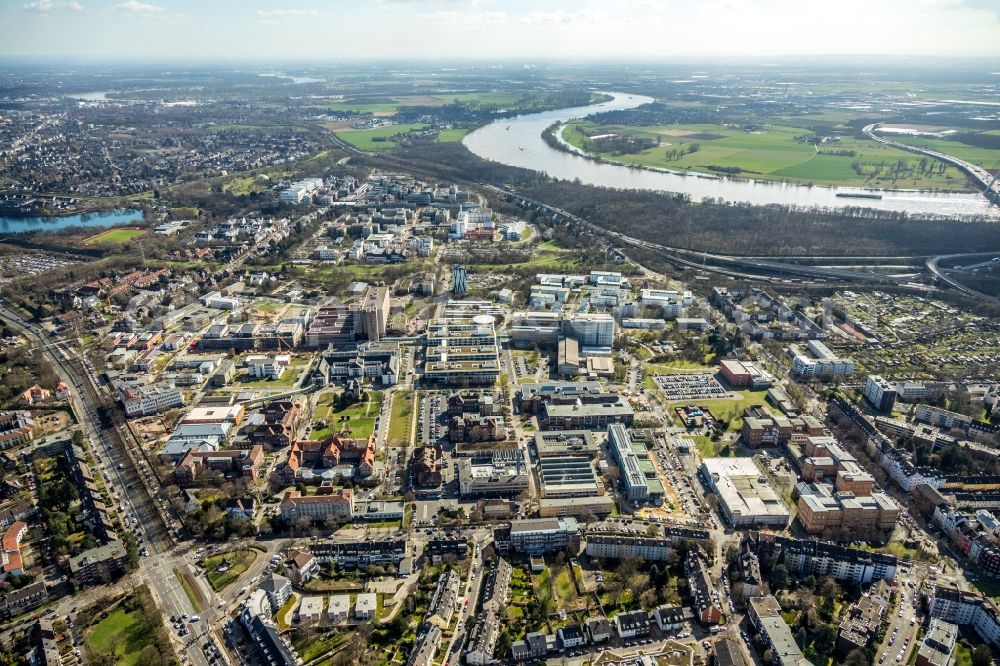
[700,457,790,528]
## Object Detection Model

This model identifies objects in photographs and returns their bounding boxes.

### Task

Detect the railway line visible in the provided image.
[0,302,171,555]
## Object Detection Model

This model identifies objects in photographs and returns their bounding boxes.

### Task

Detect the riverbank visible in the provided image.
[543,120,977,195]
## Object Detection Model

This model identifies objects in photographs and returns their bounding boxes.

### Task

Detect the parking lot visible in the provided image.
[654,373,730,401]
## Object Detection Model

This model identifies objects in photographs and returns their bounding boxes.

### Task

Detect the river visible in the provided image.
[0,208,144,234]
[463,92,1000,218]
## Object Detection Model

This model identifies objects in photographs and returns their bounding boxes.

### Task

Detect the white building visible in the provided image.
[280,177,324,204]
[789,340,855,379]
[118,380,185,418]
[199,291,239,310]
[297,596,324,626]
[700,457,790,528]
[864,375,897,412]
[355,592,377,620]
[561,313,615,348]
[328,595,351,624]
[246,354,291,380]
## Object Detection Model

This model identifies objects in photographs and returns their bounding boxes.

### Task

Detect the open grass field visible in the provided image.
[335,123,428,151]
[86,607,156,666]
[436,128,469,143]
[537,564,588,613]
[387,389,414,445]
[202,548,257,592]
[310,390,383,440]
[562,120,974,190]
[83,227,146,245]
[663,389,769,431]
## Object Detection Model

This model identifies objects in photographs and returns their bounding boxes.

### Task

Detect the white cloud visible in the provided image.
[518,10,576,25]
[421,10,506,29]
[256,8,319,17]
[24,0,83,11]
[116,1,164,12]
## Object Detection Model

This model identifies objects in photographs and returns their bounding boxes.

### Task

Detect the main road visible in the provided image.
[864,123,1000,204]
[0,301,223,666]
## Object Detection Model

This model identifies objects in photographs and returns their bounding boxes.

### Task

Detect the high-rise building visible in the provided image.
[452,265,467,296]
[864,375,898,413]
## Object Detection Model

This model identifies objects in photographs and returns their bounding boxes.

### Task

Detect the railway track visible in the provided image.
[0,303,171,554]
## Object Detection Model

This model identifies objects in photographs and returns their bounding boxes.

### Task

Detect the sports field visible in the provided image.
[561,120,975,190]
[83,227,146,245]
[336,123,428,151]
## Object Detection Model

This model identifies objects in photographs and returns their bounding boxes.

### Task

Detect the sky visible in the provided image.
[1,0,1000,60]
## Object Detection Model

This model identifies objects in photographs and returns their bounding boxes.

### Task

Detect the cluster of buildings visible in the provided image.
[748,532,898,584]
[0,411,35,449]
[790,435,898,538]
[711,287,826,341]
[699,457,790,528]
[747,595,812,666]
[305,287,391,347]
[465,557,512,665]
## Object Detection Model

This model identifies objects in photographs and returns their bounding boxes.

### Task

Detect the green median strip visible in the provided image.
[174,566,203,613]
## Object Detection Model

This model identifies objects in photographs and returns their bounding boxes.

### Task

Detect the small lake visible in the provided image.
[0,208,144,234]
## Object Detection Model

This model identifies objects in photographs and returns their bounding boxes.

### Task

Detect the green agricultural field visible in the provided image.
[336,123,428,151]
[83,227,146,245]
[436,128,469,143]
[561,120,975,190]
[887,134,1000,170]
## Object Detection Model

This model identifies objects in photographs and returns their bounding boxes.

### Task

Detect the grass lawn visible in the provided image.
[310,390,383,440]
[292,630,350,665]
[202,549,257,592]
[954,643,973,666]
[436,128,469,143]
[336,123,428,151]
[387,389,414,445]
[235,356,309,389]
[561,119,974,190]
[277,594,298,630]
[83,227,146,245]
[86,607,156,666]
[665,390,770,431]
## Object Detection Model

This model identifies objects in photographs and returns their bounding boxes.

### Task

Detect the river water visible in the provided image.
[0,208,144,234]
[463,92,1000,218]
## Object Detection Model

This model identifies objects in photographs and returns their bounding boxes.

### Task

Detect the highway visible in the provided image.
[864,123,1000,204]
[926,253,1000,305]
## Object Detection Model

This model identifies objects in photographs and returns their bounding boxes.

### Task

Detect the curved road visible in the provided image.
[926,253,1000,305]
[864,123,1000,203]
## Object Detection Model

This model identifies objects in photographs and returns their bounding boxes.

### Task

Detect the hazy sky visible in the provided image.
[2,0,1000,59]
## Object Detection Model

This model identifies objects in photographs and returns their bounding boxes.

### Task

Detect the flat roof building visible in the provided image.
[538,456,602,498]
[701,458,790,528]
